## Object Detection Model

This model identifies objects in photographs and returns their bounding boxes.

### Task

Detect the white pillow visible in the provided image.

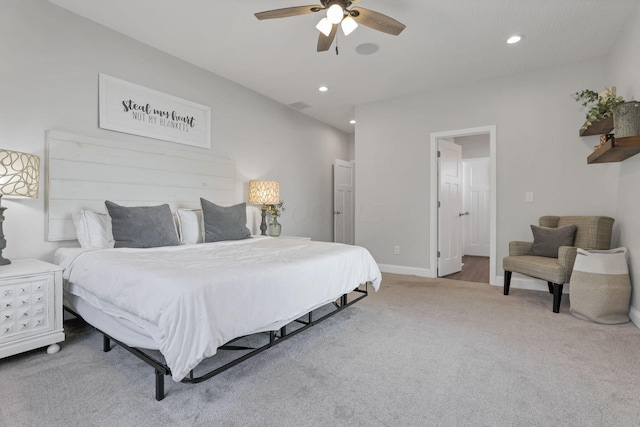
[176,205,262,244]
[72,210,115,248]
[245,205,260,235]
[175,209,204,245]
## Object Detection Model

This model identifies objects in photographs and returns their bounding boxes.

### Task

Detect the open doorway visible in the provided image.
[429,126,497,285]
[333,159,355,244]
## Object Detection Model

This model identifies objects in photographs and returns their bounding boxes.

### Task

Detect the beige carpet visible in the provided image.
[1,273,639,426]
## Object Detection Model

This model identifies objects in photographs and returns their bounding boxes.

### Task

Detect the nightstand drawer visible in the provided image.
[0,259,64,359]
[0,275,53,344]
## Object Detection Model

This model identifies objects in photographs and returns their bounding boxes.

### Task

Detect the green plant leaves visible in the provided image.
[574,88,624,130]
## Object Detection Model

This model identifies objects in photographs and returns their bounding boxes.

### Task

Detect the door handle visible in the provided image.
[458,211,469,216]
[334,211,343,215]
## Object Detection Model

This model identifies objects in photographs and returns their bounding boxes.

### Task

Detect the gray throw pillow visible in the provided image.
[105,201,180,248]
[201,198,251,242]
[529,224,577,257]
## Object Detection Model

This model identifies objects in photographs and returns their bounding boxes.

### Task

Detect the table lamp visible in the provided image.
[0,149,40,265]
[248,180,279,236]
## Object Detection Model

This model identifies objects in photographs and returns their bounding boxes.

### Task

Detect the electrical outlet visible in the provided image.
[525,192,534,203]
[394,245,400,255]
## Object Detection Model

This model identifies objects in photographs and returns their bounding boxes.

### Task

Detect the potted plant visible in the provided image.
[574,87,625,131]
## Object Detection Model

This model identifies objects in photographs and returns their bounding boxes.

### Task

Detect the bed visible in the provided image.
[46,132,381,400]
[55,237,380,399]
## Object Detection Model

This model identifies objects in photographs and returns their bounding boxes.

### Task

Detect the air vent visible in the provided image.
[288,101,311,110]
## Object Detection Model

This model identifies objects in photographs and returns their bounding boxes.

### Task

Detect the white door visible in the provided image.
[333,159,354,244]
[438,140,463,276]
[463,158,491,256]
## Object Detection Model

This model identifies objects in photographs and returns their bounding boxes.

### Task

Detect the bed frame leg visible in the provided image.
[155,369,165,401]
[103,335,111,352]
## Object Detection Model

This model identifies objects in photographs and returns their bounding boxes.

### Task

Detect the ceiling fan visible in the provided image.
[255,0,406,52]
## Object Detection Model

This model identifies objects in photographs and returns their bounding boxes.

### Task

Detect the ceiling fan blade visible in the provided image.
[255,5,323,20]
[350,7,406,35]
[317,24,338,52]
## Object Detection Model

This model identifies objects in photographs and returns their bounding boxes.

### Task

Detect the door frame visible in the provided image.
[429,125,497,284]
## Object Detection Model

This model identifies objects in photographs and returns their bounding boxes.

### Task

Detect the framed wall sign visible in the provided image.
[98,74,211,149]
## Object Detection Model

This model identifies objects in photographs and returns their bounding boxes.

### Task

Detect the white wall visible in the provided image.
[348,134,356,161]
[607,4,640,321]
[355,57,619,277]
[455,134,490,159]
[356,2,640,323]
[0,0,349,262]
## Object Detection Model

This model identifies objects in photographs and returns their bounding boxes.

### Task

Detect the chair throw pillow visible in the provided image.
[105,201,180,248]
[529,224,577,257]
[200,198,251,242]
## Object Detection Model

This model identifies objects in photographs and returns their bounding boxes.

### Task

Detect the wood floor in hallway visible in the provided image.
[442,255,489,283]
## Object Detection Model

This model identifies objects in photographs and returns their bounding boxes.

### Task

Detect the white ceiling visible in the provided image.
[49,0,638,133]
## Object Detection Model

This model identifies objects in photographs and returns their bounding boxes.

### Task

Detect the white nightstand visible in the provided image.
[0,259,64,358]
[278,235,311,241]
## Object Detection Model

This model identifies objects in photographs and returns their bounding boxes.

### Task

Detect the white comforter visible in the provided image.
[57,237,381,381]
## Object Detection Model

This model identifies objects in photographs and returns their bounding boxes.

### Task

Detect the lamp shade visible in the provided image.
[0,149,40,199]
[248,180,279,205]
[316,17,333,37]
[326,3,344,24]
[341,16,358,36]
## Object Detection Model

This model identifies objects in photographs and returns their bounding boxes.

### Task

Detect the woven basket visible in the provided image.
[569,247,631,324]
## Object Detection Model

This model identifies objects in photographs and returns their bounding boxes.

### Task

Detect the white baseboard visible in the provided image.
[378,264,432,278]
[495,274,570,293]
[629,306,640,329]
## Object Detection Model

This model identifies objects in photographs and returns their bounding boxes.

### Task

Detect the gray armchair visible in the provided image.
[503,216,614,313]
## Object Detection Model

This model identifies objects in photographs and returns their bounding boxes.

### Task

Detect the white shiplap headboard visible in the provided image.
[46,131,236,241]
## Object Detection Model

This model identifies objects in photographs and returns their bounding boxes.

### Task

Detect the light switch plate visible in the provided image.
[525,192,534,203]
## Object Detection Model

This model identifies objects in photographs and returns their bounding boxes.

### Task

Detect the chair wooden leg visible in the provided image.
[547,282,554,294]
[504,271,512,295]
[552,283,563,313]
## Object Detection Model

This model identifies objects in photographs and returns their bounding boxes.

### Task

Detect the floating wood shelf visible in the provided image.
[579,117,614,137]
[587,135,640,164]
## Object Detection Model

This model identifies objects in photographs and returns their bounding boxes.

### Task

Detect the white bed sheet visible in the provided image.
[55,237,381,381]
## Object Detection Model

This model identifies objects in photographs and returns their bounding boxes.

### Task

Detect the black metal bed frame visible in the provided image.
[66,283,369,401]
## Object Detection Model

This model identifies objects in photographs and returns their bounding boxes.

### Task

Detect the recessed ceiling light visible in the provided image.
[507,34,524,44]
[350,119,356,124]
[318,86,329,92]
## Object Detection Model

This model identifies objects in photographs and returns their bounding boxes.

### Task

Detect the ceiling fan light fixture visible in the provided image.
[341,16,358,36]
[326,4,344,24]
[316,17,333,36]
[255,2,406,53]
